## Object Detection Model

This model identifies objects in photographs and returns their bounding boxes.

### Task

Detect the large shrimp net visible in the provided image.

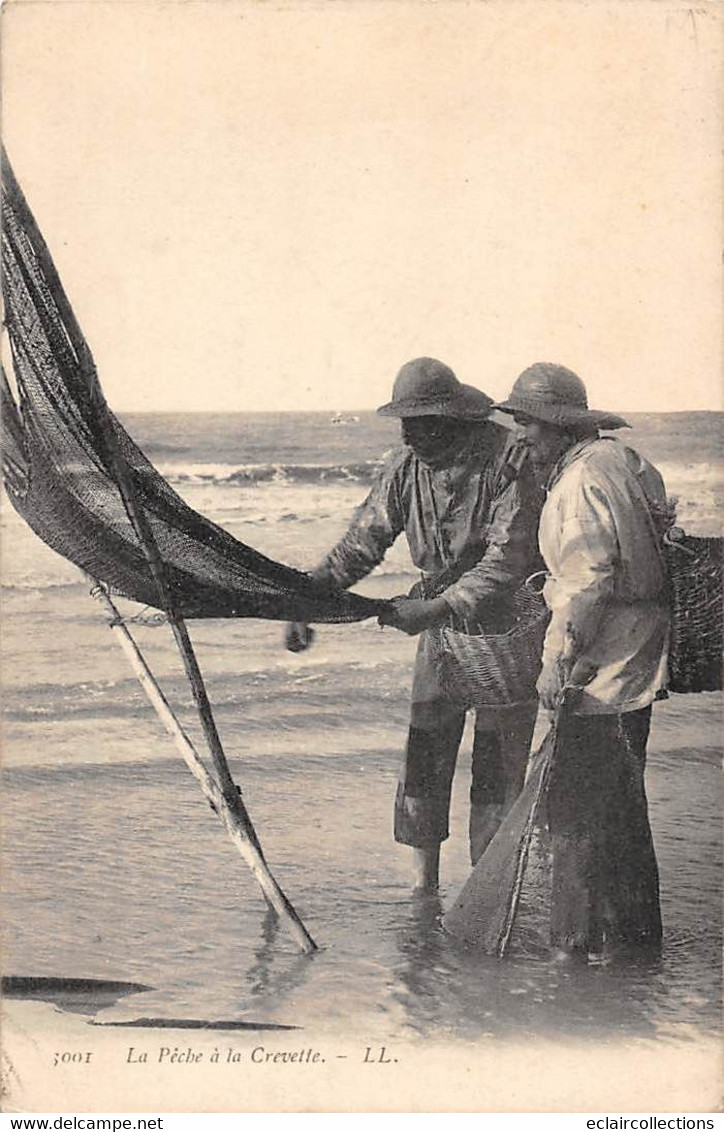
[1,150,384,625]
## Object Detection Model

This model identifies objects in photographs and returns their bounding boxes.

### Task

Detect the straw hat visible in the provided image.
[377,358,493,419]
[496,363,629,430]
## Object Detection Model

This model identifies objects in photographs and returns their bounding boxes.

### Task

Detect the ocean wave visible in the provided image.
[2,457,719,594]
[0,577,86,593]
[156,460,386,487]
[2,658,408,724]
[156,457,722,524]
[656,461,723,535]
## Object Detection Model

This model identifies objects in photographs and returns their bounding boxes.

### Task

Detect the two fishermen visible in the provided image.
[288,357,668,955]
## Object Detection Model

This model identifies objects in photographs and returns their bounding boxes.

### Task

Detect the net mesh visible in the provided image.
[1,151,384,625]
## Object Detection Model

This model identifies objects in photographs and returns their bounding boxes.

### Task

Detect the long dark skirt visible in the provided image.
[546,706,662,954]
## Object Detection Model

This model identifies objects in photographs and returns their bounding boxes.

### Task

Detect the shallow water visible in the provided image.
[2,690,721,1044]
[1,410,721,1046]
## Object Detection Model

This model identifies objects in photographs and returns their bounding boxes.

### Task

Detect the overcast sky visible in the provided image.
[3,0,722,413]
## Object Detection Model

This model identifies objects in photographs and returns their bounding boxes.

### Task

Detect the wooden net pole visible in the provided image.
[88,580,317,954]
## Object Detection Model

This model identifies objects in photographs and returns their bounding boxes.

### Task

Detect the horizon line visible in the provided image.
[112,406,724,416]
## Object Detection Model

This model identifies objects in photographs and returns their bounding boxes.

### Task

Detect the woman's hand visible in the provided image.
[537,654,598,710]
[536,662,563,711]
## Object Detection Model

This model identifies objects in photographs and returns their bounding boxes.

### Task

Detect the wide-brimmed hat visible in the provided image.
[377,357,493,419]
[496,363,629,430]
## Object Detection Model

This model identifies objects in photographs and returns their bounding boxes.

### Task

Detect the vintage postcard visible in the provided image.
[1,0,721,1114]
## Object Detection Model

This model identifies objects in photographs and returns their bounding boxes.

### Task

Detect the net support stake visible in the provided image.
[88,579,318,955]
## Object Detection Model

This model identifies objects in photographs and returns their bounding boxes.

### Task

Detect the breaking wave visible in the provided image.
[156,460,386,487]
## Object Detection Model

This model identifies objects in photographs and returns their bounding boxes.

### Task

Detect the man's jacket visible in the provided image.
[313,422,542,626]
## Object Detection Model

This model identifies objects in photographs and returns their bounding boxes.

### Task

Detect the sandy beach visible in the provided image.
[3,997,722,1113]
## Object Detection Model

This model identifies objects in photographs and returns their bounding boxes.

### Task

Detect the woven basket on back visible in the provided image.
[424,532,722,709]
[427,585,550,709]
[665,533,723,694]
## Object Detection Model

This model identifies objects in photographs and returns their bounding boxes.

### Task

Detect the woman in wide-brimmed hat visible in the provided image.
[285,357,544,891]
[497,362,668,956]
[497,361,630,432]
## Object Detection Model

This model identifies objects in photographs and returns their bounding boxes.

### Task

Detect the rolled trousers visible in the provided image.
[394,631,537,851]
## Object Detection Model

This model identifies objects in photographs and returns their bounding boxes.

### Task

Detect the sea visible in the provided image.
[1,410,722,1047]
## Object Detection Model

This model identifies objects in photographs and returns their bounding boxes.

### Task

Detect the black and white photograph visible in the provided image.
[1,0,721,1114]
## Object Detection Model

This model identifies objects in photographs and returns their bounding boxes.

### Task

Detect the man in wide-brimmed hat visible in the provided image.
[285,357,543,891]
[497,361,671,956]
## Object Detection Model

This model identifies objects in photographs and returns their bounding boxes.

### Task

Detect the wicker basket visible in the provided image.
[665,533,723,694]
[428,586,550,709]
[425,533,722,707]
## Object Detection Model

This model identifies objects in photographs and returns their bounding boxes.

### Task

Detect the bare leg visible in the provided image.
[412,845,441,892]
[395,714,464,892]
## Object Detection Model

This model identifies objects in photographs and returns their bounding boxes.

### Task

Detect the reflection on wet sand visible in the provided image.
[385,889,678,1043]
[244,907,319,1005]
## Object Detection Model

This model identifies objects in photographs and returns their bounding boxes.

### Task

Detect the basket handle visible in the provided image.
[663,527,696,557]
[524,570,549,593]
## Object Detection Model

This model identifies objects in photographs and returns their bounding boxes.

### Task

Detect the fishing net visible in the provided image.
[443,719,558,954]
[444,692,666,957]
[1,151,384,625]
